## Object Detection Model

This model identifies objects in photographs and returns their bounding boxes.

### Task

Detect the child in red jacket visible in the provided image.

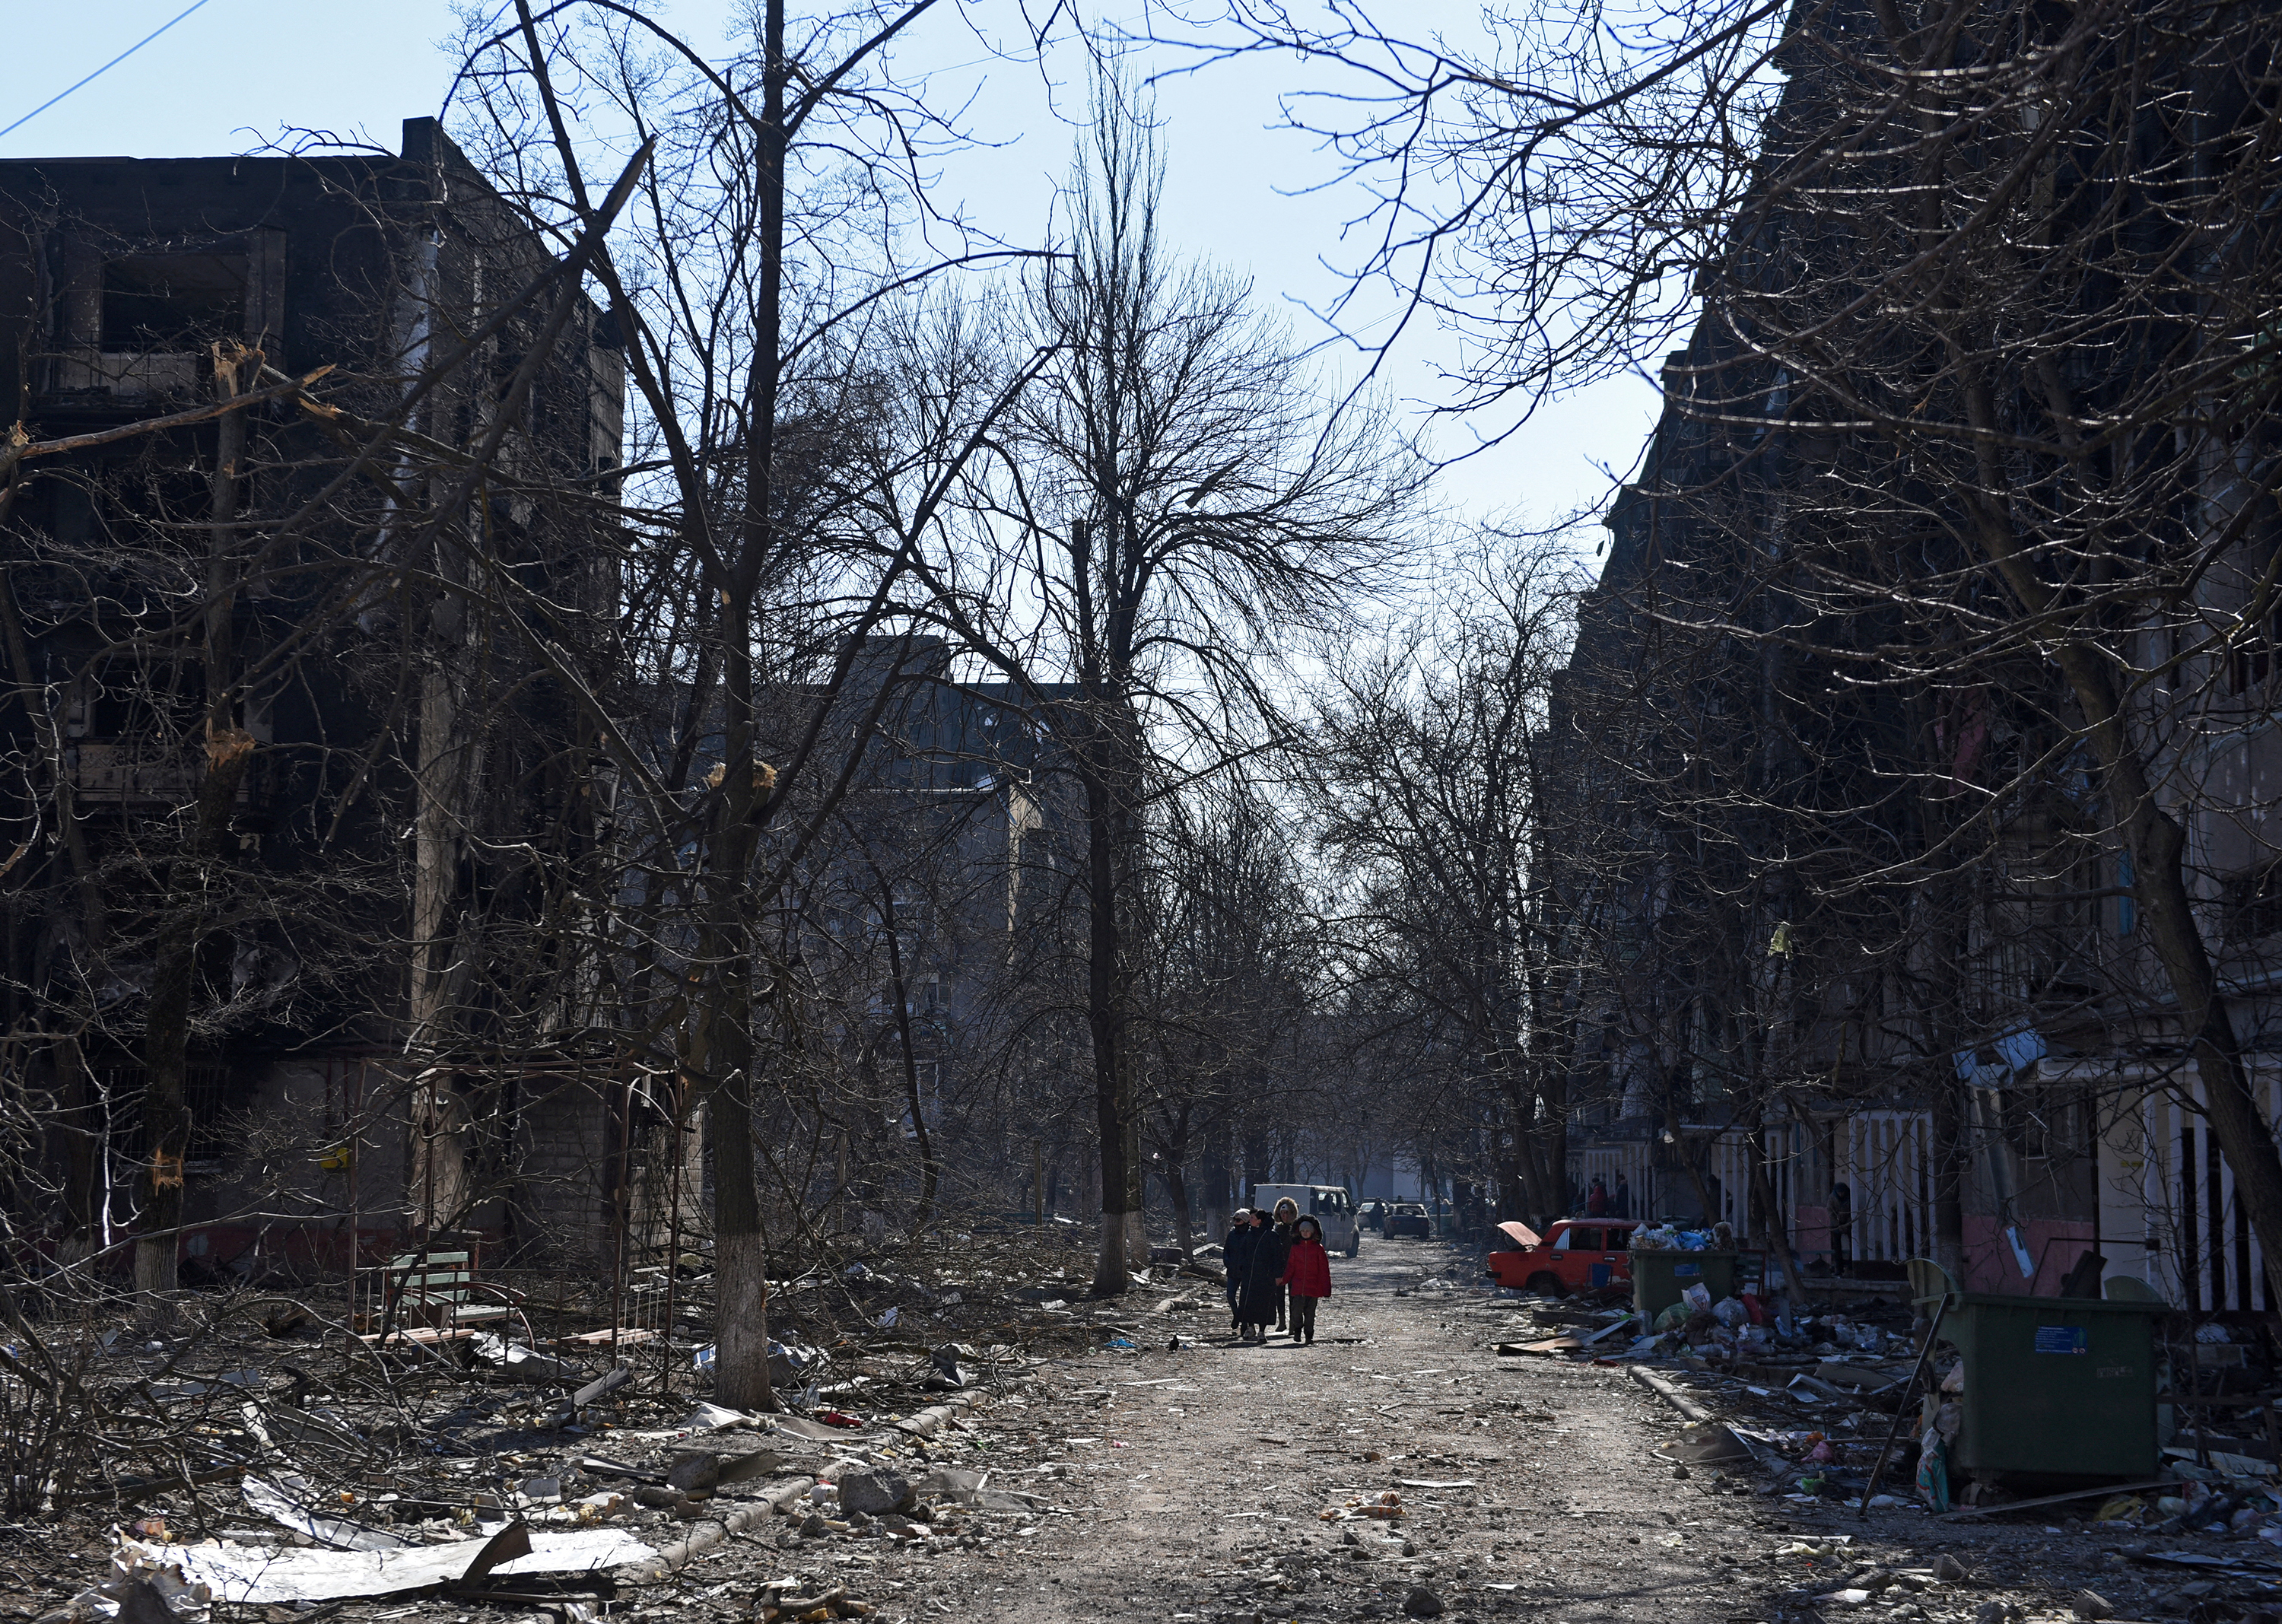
[1280,1216,1333,1344]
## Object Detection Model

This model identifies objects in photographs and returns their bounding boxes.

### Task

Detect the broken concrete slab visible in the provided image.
[836,1468,914,1517]
[1652,1422,1753,1466]
[666,1433,816,1493]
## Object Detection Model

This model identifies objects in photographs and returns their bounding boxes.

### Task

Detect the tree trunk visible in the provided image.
[1929,1067,1969,1286]
[1166,1160,1197,1261]
[56,1038,102,1260]
[1202,1115,1232,1240]
[704,0,790,1414]
[136,346,258,1299]
[408,659,466,1233]
[880,894,939,1231]
[1966,475,2282,1308]
[1747,1120,1811,1305]
[1080,723,1135,1296]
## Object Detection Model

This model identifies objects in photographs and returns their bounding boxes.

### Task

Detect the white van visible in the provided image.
[1250,1184,1361,1257]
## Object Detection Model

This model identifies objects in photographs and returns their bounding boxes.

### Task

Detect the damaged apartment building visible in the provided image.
[0,119,653,1282]
[1540,6,2282,1310]
[1553,371,2282,1308]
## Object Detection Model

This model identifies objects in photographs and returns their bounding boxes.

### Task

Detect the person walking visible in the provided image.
[1613,1174,1632,1219]
[1222,1209,1256,1332]
[1236,1206,1289,1343]
[1268,1197,1300,1332]
[1281,1216,1333,1343]
[1585,1177,1610,1217]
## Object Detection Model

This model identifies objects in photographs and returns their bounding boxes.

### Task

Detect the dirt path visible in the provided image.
[824,1242,2153,1624]
[6,1239,2190,1624]
[842,1238,1794,1624]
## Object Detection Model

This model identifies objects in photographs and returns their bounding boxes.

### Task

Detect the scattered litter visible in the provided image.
[472,1334,585,1384]
[40,1540,215,1624]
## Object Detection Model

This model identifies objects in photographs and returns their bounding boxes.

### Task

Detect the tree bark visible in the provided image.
[880,889,939,1231]
[705,0,789,1412]
[1928,1067,1969,1286]
[1166,1160,1196,1261]
[1966,474,2282,1308]
[1077,687,1139,1296]
[136,344,259,1299]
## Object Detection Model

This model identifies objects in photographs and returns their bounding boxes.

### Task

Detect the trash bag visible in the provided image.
[1712,1297,1750,1329]
[2092,1495,2144,1524]
[1654,1301,1691,1333]
[1916,1431,1951,1513]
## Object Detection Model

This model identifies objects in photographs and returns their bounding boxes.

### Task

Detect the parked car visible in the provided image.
[1251,1183,1362,1257]
[1384,1203,1432,1239]
[1359,1200,1390,1233]
[1484,1218,1641,1294]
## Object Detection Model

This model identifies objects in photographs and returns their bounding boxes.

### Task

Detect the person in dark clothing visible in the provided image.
[1235,1208,1289,1342]
[1222,1209,1256,1331]
[1268,1197,1299,1330]
[1613,1174,1632,1219]
[1281,1216,1333,1343]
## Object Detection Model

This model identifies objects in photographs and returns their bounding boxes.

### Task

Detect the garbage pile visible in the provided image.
[1629,1222,1736,1252]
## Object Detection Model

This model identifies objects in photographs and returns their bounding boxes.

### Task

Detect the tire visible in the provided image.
[1347,1235,1361,1259]
[1526,1271,1564,1295]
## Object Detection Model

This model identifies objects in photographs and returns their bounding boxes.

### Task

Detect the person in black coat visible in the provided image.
[1222,1209,1256,1331]
[1237,1208,1291,1342]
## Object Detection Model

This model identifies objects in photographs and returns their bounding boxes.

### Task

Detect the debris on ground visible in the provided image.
[0,1216,1197,1622]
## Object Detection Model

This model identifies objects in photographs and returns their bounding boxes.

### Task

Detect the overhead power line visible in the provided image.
[0,0,220,145]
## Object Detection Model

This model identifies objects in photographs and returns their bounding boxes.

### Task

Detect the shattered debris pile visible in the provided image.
[1476,1267,2282,1540]
[0,1219,1192,1622]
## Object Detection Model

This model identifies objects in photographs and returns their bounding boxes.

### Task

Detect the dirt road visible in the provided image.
[788,1239,2153,1624]
[8,1238,2195,1624]
[824,1238,1797,1624]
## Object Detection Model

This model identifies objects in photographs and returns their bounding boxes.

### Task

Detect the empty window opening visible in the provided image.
[102,253,246,351]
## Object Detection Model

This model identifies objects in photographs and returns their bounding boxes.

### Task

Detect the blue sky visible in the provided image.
[3,1,1657,547]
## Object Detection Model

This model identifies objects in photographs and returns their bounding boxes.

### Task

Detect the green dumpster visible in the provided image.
[1632,1250,1743,1319]
[1940,1292,2165,1483]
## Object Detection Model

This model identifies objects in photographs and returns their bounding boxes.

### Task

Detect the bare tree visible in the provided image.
[903,66,1423,1292]
[1135,780,1320,1257]
[1306,534,1582,1227]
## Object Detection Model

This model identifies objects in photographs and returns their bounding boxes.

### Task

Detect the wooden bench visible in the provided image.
[360,1248,523,1344]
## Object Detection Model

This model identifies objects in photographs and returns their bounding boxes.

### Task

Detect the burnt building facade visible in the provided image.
[0,118,631,1279]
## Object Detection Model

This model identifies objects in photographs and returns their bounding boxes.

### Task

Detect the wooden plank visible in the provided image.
[1499,1336,1584,1355]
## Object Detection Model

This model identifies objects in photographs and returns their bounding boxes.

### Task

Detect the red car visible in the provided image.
[1485,1219,1640,1294]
